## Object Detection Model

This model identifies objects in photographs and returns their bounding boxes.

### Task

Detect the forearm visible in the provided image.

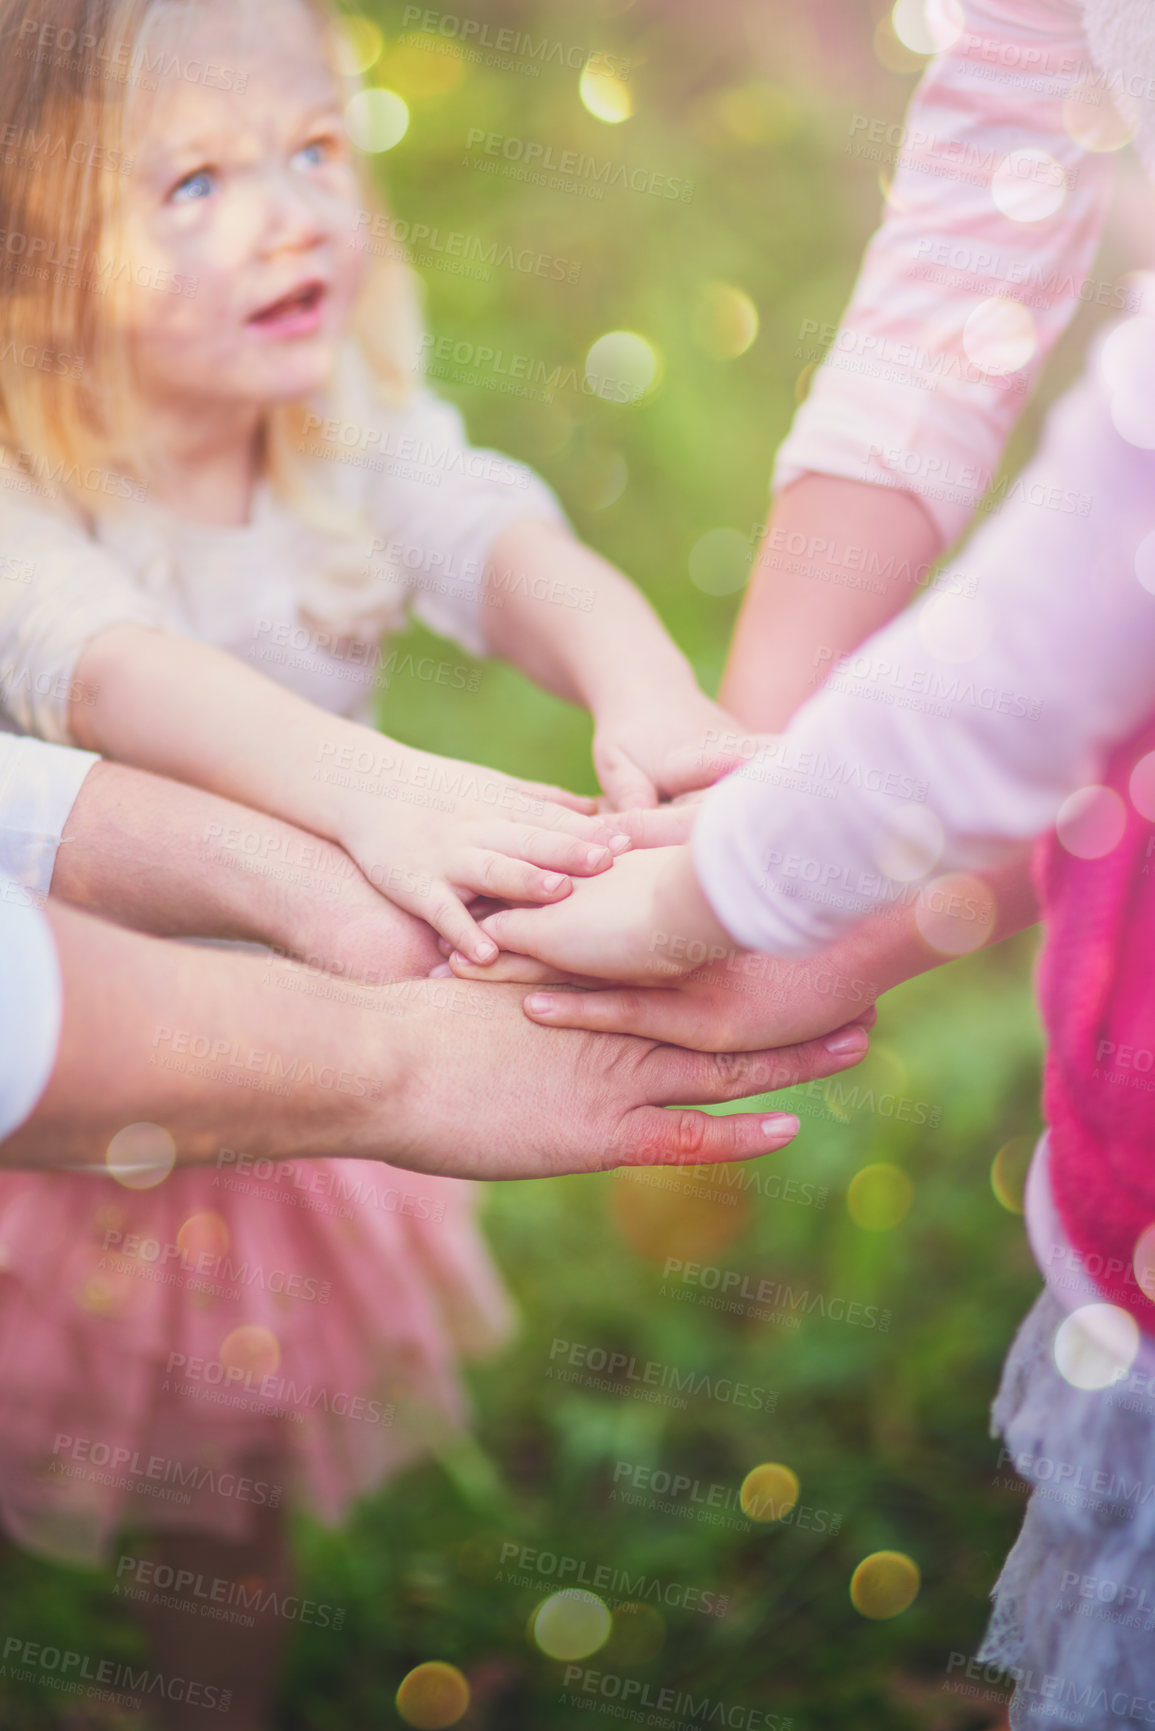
[3,902,398,1170]
[50,760,354,948]
[721,475,942,729]
[483,518,700,714]
[70,625,370,842]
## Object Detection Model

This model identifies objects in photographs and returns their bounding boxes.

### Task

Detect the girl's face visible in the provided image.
[115,0,366,417]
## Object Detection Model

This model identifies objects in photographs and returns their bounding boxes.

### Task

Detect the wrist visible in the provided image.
[305,720,415,844]
[588,652,700,727]
[653,846,734,962]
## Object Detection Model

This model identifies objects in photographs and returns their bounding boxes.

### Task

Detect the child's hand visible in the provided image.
[592,693,776,810]
[332,745,630,963]
[446,845,732,982]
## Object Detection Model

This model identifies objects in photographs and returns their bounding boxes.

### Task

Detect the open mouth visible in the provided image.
[246,280,327,330]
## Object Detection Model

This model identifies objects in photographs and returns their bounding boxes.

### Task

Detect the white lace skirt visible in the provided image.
[979,1291,1155,1728]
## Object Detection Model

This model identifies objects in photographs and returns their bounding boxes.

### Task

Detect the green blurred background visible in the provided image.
[4,0,1148,1724]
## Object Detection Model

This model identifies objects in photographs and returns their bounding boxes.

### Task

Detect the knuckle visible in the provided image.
[667,1111,708,1162]
[710,1050,750,1091]
[479,852,504,891]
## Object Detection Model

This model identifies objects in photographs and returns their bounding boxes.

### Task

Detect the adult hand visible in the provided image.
[446,934,881,1055]
[382,981,873,1178]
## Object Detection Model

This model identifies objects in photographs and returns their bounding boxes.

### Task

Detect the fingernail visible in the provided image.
[526,994,557,1015]
[586,846,610,868]
[825,1028,869,1057]
[761,1114,800,1138]
[542,872,567,892]
[476,939,498,962]
[609,834,631,853]
[428,962,452,978]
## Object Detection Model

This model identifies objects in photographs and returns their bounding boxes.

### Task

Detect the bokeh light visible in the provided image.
[584,331,660,404]
[395,1662,470,1728]
[914,873,996,956]
[688,527,752,596]
[1129,750,1155,820]
[1053,1303,1139,1390]
[344,88,409,152]
[847,1163,914,1230]
[531,1589,613,1659]
[1055,785,1127,859]
[891,0,965,54]
[611,1162,751,1263]
[1062,84,1137,153]
[850,1551,921,1618]
[383,35,467,98]
[105,1122,176,1189]
[740,1462,800,1522]
[176,1211,230,1265]
[962,297,1036,375]
[1099,315,1155,448]
[873,14,927,73]
[990,1134,1036,1214]
[1134,529,1155,597]
[694,282,759,359]
[991,149,1066,222]
[219,1324,281,1381]
[579,55,634,123]
[1133,1224,1155,1302]
[334,14,383,77]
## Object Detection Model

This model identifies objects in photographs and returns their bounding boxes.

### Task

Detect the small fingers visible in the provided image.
[608,805,698,849]
[532,804,633,851]
[609,1106,800,1170]
[420,886,498,966]
[515,779,599,815]
[595,744,660,813]
[449,952,589,987]
[486,826,618,878]
[458,852,574,906]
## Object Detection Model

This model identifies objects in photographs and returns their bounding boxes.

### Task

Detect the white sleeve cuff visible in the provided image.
[0,888,61,1140]
[0,733,99,903]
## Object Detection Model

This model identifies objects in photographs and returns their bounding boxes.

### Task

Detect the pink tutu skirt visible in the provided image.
[0,1157,514,1565]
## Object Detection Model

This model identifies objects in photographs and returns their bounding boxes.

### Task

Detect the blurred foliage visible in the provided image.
[2,0,1145,1724]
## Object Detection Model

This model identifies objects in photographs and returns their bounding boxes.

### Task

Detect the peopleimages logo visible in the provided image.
[560,1666,791,1729]
[496,1542,728,1617]
[546,1339,777,1411]
[0,1635,230,1714]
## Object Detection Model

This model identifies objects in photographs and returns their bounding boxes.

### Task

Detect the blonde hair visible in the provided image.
[0,0,422,556]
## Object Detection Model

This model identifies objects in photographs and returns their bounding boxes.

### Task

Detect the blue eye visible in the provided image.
[293,141,326,169]
[170,169,215,203]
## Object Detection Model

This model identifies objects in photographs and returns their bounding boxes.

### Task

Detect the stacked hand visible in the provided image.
[331,740,634,962]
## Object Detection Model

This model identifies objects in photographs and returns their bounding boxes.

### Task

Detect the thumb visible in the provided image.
[659,734,780,797]
[593,741,659,812]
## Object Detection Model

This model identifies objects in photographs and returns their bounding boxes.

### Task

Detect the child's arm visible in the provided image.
[482,517,752,808]
[723,0,1113,729]
[455,388,1155,987]
[69,625,626,962]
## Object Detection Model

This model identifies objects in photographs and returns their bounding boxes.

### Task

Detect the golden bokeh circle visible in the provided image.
[850,1550,921,1618]
[847,1163,914,1231]
[395,1661,470,1729]
[740,1462,801,1523]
